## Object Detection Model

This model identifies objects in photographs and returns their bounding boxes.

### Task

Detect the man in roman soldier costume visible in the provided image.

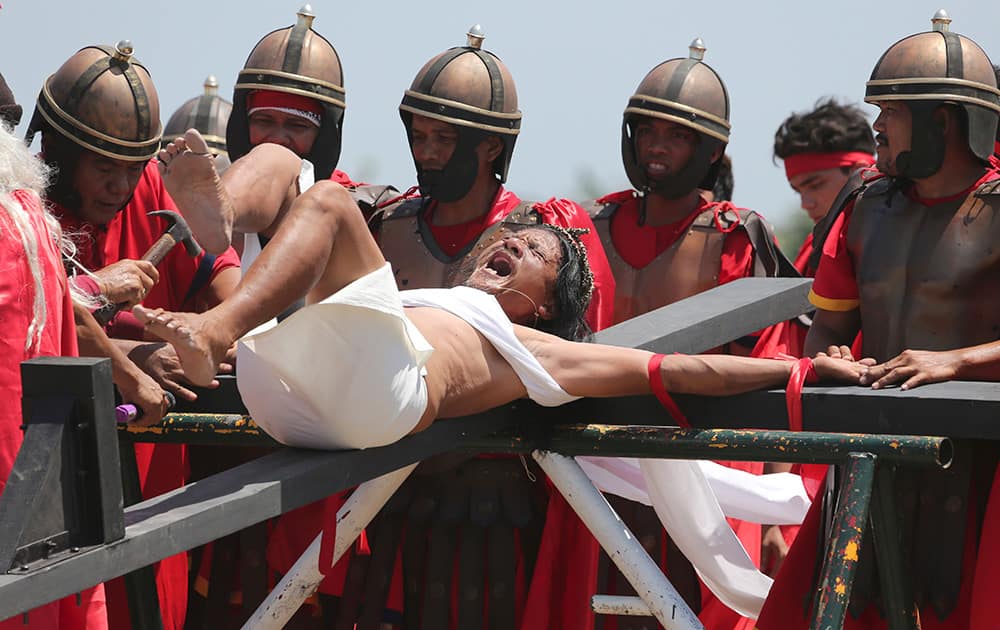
[162,75,233,173]
[25,40,243,629]
[758,10,1000,629]
[583,39,796,630]
[774,99,875,276]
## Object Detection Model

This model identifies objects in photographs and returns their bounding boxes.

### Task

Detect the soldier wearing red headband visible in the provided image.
[759,11,1000,629]
[774,99,875,276]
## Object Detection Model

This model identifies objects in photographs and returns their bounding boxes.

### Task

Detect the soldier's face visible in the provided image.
[788,167,853,223]
[248,109,320,157]
[633,117,699,182]
[872,102,912,176]
[72,151,145,225]
[409,115,460,169]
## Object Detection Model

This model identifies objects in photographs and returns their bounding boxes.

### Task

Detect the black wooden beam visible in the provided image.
[594,277,812,353]
[547,380,1000,440]
[0,407,526,619]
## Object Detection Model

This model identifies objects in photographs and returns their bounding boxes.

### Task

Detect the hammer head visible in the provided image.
[148,210,203,257]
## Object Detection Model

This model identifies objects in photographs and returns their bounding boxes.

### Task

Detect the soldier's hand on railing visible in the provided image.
[860,349,960,391]
[116,361,171,425]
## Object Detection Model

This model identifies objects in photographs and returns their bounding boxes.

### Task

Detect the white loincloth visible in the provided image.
[236,262,433,450]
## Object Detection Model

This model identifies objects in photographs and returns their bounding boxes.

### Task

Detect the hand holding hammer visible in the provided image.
[93,210,203,325]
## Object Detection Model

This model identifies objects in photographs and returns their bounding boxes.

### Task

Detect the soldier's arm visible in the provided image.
[804,308,861,357]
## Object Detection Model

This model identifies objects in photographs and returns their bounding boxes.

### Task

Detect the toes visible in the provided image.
[183,128,211,154]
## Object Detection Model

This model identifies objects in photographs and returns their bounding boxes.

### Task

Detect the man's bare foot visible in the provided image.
[158,129,235,255]
[133,305,231,387]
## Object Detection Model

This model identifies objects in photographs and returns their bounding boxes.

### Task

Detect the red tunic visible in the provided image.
[53,162,240,630]
[421,186,616,332]
[0,190,106,629]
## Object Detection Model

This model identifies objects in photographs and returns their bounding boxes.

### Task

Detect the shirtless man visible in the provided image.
[136,144,862,444]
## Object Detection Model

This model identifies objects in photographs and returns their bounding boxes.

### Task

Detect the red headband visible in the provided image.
[784,151,875,180]
[247,89,323,116]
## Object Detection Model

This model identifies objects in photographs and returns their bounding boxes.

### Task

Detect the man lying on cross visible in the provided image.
[137,130,867,446]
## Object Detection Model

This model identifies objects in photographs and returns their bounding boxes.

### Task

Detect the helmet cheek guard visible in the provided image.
[227,5,346,180]
[865,10,1000,179]
[399,25,521,201]
[620,38,731,198]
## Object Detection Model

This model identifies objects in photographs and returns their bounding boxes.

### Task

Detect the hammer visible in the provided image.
[93,210,203,325]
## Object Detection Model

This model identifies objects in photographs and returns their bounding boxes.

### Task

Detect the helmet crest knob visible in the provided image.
[203,75,219,96]
[931,9,951,32]
[689,38,706,61]
[296,4,316,29]
[113,40,134,62]
[466,24,485,49]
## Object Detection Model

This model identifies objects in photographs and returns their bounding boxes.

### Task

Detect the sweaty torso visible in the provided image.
[404,306,527,430]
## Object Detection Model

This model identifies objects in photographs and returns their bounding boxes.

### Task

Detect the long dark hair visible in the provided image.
[529,224,593,342]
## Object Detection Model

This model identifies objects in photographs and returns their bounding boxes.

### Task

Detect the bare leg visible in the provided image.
[158,129,301,254]
[134,180,385,386]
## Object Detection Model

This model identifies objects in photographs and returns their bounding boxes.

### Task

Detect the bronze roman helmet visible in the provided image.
[228,4,345,179]
[26,40,161,161]
[163,75,233,160]
[399,25,522,202]
[0,71,21,128]
[865,10,1000,178]
[622,38,731,199]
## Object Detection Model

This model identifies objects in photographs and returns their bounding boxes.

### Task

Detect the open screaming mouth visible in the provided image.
[486,251,513,277]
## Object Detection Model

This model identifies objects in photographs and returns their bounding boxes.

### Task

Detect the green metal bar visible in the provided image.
[117,414,278,446]
[811,453,877,630]
[869,463,920,629]
[463,425,951,468]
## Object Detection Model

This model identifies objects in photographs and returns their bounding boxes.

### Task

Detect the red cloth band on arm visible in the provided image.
[785,357,818,432]
[648,354,691,428]
[783,151,875,179]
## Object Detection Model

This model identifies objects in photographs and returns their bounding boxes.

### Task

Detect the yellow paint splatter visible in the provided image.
[844,540,859,561]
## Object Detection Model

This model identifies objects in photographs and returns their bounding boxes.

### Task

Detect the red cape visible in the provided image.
[0,191,105,629]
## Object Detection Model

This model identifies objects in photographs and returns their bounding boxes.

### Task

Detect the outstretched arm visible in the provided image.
[517,326,864,399]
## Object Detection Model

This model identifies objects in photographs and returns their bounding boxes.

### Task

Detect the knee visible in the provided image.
[298,180,363,226]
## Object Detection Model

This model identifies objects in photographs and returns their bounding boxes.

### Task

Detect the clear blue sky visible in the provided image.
[2,1,998,235]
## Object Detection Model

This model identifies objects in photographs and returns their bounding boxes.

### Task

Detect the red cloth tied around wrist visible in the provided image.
[785,357,819,432]
[648,354,690,428]
[783,151,875,180]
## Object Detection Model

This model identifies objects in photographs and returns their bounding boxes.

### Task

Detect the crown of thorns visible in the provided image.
[541,224,595,306]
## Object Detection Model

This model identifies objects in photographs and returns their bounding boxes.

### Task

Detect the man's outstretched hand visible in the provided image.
[812,353,876,384]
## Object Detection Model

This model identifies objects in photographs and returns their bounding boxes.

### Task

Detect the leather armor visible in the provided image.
[589,196,795,324]
[377,197,539,290]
